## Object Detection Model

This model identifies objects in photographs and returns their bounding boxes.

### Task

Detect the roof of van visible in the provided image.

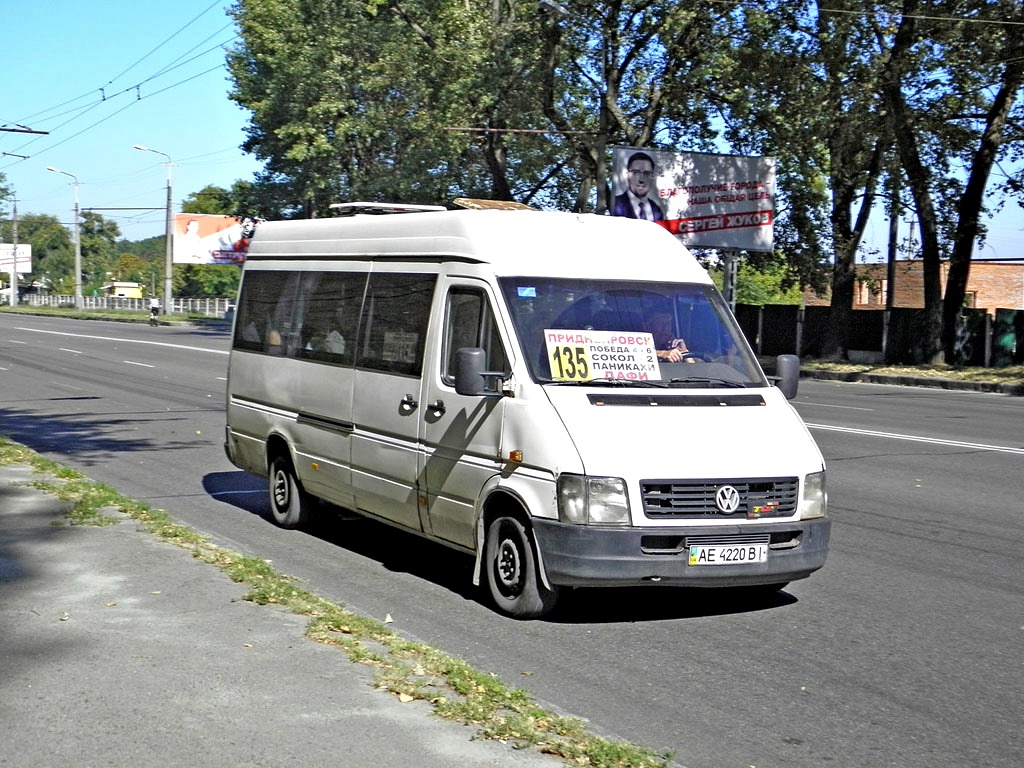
[245,209,711,283]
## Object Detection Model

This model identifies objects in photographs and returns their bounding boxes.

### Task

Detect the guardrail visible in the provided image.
[17,295,234,318]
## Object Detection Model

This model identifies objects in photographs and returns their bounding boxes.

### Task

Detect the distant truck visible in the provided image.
[224,204,829,618]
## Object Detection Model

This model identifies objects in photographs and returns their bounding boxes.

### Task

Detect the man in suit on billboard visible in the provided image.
[612,151,664,221]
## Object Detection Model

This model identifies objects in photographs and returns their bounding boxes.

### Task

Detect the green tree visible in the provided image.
[226,1,734,214]
[225,0,1024,363]
[110,253,152,288]
[175,264,242,298]
[181,184,235,215]
[712,2,890,359]
[0,172,11,208]
[79,211,121,295]
[708,257,804,306]
[0,213,73,291]
[117,235,164,263]
[876,0,1024,362]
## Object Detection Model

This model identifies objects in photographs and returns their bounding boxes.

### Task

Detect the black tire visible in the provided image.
[484,516,560,619]
[268,454,310,529]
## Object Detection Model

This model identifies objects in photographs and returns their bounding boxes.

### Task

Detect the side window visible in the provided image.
[356,273,436,376]
[442,287,509,385]
[295,271,367,365]
[233,270,300,355]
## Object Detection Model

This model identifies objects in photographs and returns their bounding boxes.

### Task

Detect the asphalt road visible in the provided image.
[1,314,1021,768]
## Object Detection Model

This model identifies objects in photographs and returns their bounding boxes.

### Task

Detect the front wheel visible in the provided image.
[268,454,310,529]
[484,516,560,619]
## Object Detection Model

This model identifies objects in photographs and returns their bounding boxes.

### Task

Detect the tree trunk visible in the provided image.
[942,24,1024,360]
[880,1,944,363]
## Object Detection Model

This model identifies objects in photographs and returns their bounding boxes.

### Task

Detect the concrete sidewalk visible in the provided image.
[0,464,557,768]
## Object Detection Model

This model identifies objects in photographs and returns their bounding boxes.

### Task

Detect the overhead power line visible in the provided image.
[0,2,234,165]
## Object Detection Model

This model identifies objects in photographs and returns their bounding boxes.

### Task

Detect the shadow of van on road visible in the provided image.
[0,404,210,467]
[201,470,798,623]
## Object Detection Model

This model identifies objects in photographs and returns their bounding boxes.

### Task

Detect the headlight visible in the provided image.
[557,474,630,525]
[800,471,827,520]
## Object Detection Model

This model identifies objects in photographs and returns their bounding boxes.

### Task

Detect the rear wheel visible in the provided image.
[268,454,310,529]
[484,516,560,619]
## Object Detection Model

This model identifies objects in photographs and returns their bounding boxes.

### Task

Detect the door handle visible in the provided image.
[426,399,446,417]
[401,393,418,411]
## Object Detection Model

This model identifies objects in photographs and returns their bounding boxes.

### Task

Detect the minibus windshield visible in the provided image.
[498,277,766,388]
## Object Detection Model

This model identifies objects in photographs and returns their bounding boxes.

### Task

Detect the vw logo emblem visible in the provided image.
[715,485,741,514]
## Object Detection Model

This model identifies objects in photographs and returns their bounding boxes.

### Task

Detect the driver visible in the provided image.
[649,312,697,363]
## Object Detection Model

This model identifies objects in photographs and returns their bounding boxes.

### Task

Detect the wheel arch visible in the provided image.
[265,432,294,472]
[472,486,555,592]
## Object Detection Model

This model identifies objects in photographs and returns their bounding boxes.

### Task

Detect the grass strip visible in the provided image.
[800,360,1024,386]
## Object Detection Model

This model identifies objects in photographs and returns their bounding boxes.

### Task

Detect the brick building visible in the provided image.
[804,261,1024,314]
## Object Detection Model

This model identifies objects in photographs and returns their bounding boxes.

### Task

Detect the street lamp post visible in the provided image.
[8,193,19,308]
[133,145,174,315]
[46,166,83,310]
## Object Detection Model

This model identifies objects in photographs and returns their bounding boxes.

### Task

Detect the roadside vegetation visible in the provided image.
[800,360,1024,388]
[0,437,673,768]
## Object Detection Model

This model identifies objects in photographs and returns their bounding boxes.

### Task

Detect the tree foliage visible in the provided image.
[0,172,11,208]
[79,211,122,294]
[1,213,73,291]
[226,1,737,216]
[875,0,1024,361]
[15,3,1022,340]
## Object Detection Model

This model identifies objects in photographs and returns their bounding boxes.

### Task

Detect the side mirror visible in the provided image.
[454,347,505,397]
[774,354,800,400]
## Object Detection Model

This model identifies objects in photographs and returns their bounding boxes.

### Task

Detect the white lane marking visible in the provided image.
[209,489,264,497]
[806,423,1024,455]
[15,327,229,355]
[124,361,155,368]
[798,401,873,411]
[59,348,82,354]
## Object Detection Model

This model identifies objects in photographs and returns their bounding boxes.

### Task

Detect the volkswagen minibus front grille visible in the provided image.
[640,477,799,519]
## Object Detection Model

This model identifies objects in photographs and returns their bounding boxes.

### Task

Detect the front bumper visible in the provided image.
[533,518,831,588]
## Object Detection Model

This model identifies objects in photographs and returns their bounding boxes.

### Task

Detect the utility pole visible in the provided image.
[10,195,18,307]
[133,145,174,315]
[46,166,83,310]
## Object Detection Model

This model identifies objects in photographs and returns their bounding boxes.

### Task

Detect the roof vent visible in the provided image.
[328,202,447,215]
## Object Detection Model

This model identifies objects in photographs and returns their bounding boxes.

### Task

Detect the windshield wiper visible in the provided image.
[544,379,669,388]
[668,376,748,388]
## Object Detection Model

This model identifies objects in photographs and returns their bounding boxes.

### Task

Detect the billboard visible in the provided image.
[173,214,247,264]
[611,147,775,251]
[0,243,32,274]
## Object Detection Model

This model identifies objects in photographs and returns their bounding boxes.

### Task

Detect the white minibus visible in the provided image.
[224,204,829,618]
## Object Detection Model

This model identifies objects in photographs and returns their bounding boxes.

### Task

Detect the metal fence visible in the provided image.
[735,304,1024,367]
[18,294,233,318]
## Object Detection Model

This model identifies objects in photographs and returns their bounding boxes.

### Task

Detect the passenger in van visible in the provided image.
[320,302,355,356]
[321,329,346,354]
[649,312,697,363]
[242,320,261,344]
[302,307,351,359]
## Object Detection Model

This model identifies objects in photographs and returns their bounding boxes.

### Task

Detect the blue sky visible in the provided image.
[1,0,261,242]
[2,0,1021,259]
